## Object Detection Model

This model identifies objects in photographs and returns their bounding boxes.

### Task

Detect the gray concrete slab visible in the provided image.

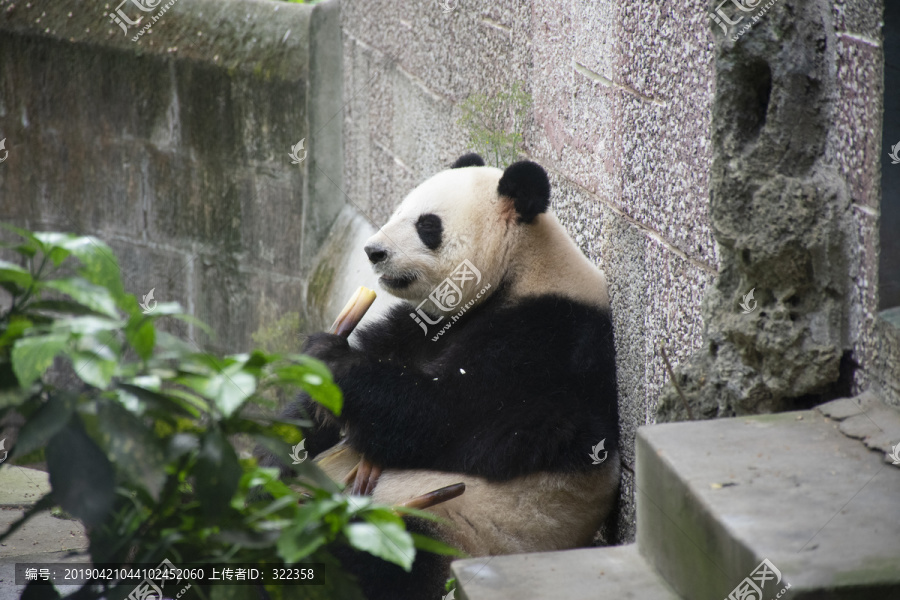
[453,544,681,600]
[0,466,50,508]
[0,466,88,566]
[637,409,900,600]
[0,508,87,561]
[818,392,900,461]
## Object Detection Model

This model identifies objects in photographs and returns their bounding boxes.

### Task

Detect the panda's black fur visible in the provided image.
[294,285,617,480]
[263,154,620,600]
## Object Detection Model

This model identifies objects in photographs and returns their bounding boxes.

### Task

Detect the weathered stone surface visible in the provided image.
[453,543,681,600]
[0,467,89,562]
[0,0,344,355]
[818,392,900,462]
[637,410,900,600]
[0,466,49,508]
[657,0,898,421]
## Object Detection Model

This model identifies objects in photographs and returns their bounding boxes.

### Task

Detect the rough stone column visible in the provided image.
[658,0,881,421]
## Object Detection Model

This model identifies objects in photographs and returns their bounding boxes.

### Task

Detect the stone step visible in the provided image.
[636,404,900,600]
[0,465,89,562]
[452,543,682,600]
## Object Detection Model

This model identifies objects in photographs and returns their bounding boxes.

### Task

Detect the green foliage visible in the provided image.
[0,225,460,598]
[457,81,533,168]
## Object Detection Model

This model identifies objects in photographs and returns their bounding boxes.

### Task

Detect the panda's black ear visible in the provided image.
[498,161,551,224]
[451,153,485,169]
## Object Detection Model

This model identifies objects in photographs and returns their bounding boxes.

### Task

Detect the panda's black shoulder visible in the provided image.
[353,290,615,371]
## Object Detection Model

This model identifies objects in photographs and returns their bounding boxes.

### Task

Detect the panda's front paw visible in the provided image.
[301,332,358,379]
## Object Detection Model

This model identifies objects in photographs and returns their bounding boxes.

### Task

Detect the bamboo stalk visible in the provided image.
[330,286,377,337]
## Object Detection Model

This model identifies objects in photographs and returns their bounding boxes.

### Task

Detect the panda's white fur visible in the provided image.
[316,444,620,557]
[365,165,610,313]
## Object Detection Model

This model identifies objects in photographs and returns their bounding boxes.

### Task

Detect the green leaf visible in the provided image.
[43,278,119,318]
[0,259,32,288]
[344,521,415,571]
[11,333,69,387]
[212,528,280,549]
[194,430,241,517]
[277,358,343,416]
[410,532,467,557]
[95,403,167,501]
[46,419,116,527]
[26,299,112,318]
[126,317,156,361]
[35,234,125,304]
[52,315,124,335]
[181,371,257,418]
[13,393,75,458]
[69,350,117,389]
[277,525,328,564]
[1,224,43,254]
[117,382,198,418]
[0,316,33,348]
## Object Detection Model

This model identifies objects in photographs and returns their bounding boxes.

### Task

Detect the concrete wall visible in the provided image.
[0,0,345,354]
[340,0,718,542]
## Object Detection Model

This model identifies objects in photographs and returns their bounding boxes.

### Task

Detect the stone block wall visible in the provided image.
[0,0,344,355]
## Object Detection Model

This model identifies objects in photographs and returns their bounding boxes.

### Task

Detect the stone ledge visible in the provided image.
[637,409,900,600]
[452,544,681,600]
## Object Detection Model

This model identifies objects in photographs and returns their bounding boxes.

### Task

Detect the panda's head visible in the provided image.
[363,153,554,311]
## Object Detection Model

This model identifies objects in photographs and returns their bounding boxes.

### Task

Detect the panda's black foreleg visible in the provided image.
[330,517,452,600]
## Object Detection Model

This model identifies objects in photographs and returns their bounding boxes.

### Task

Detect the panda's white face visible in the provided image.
[364,166,513,309]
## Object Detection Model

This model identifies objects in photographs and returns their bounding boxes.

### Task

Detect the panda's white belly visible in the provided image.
[314,446,620,557]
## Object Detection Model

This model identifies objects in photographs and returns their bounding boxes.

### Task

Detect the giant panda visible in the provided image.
[282,153,620,600]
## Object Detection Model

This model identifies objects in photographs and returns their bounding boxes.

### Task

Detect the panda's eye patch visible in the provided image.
[416,213,443,250]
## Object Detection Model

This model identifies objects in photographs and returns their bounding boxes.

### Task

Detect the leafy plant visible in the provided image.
[457,81,533,168]
[0,226,458,600]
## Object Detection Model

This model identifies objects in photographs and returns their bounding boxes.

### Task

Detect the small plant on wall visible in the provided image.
[457,81,532,168]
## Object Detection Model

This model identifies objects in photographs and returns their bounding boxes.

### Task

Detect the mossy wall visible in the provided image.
[0,0,345,355]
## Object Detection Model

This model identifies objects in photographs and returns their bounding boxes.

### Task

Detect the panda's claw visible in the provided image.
[350,457,382,496]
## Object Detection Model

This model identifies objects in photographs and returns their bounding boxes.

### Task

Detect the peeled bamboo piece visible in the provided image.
[330,286,377,337]
[401,483,466,510]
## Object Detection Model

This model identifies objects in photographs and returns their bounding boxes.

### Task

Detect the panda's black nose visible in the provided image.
[365,244,388,264]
